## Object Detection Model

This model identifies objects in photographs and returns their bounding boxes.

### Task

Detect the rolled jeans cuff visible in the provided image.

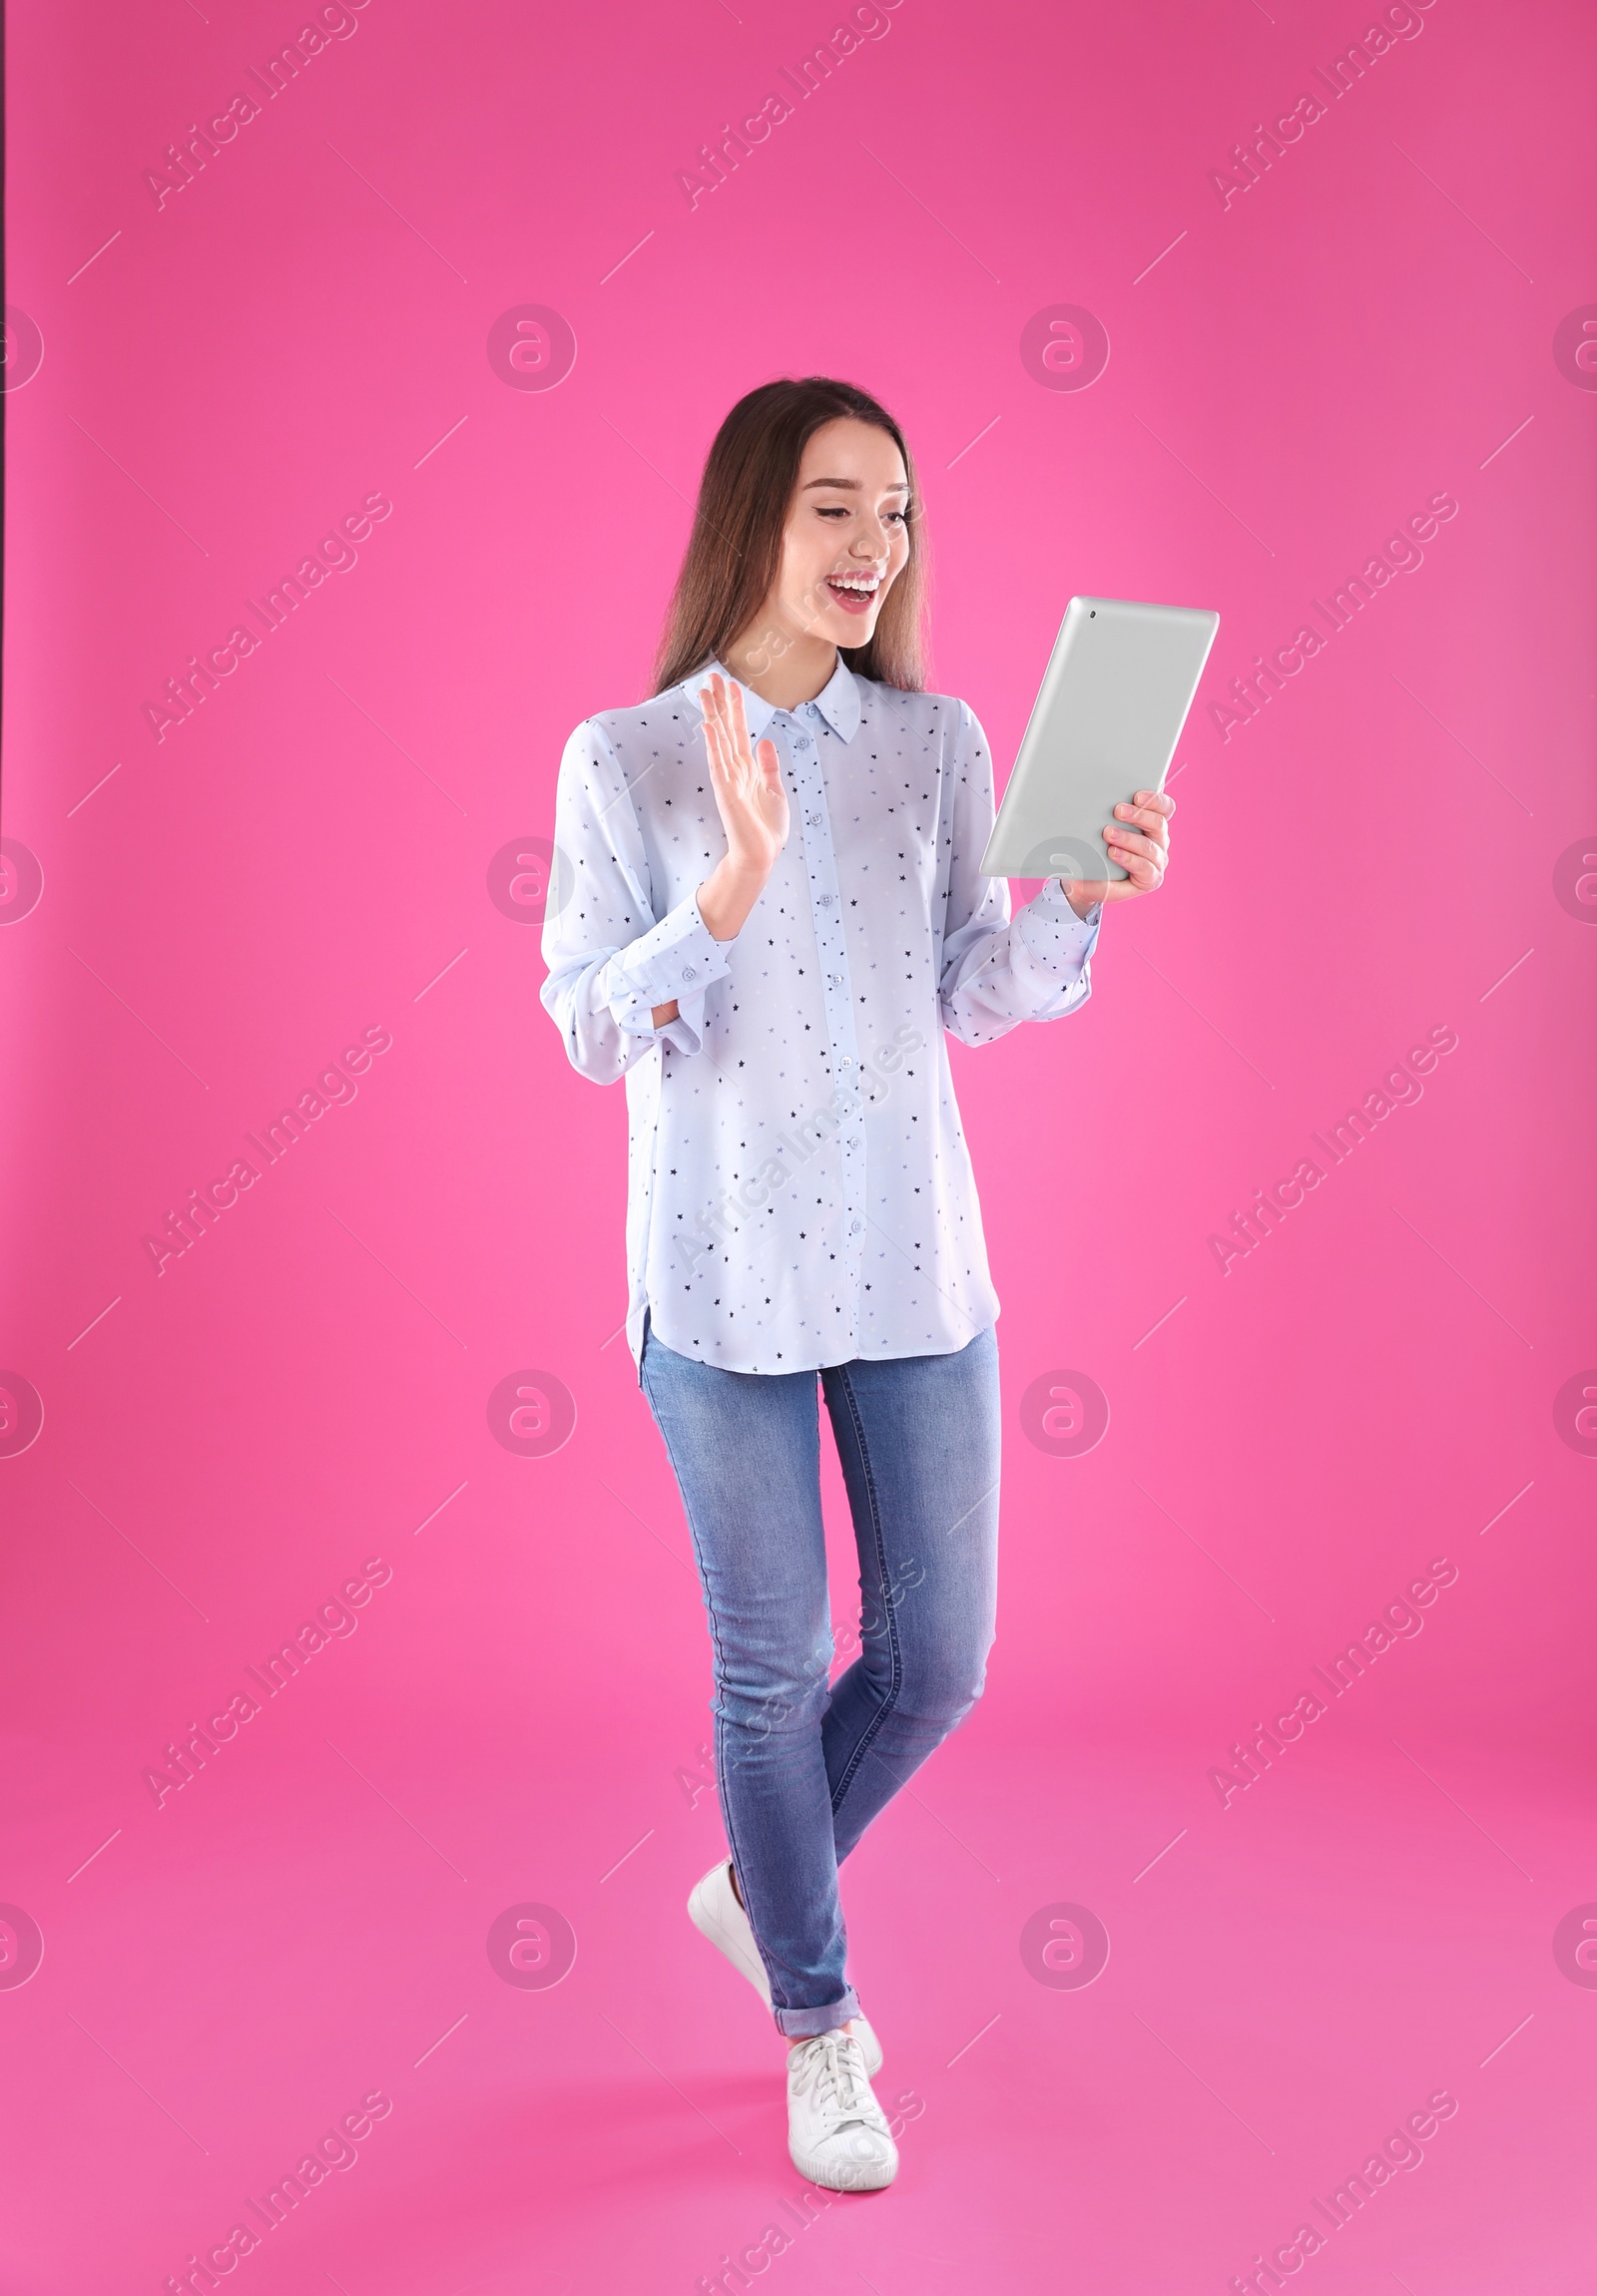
[772,1985,860,2039]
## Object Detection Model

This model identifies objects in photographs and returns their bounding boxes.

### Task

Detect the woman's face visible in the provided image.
[744,416,911,667]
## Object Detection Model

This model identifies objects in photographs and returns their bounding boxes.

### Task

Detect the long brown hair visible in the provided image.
[651,377,928,697]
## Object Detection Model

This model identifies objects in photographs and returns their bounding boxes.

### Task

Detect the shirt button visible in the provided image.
[850,1219,863,1234]
[681,965,697,981]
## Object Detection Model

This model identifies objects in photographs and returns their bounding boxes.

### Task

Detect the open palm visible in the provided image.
[700,673,790,877]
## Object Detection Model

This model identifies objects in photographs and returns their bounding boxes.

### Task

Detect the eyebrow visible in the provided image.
[800,476,910,493]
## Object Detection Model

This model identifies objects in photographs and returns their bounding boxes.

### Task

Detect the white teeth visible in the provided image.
[830,576,878,593]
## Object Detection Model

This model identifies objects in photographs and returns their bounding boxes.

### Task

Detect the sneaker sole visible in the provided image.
[789,2135,898,2192]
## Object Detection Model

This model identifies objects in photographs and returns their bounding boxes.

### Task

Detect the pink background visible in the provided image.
[3,0,1595,2287]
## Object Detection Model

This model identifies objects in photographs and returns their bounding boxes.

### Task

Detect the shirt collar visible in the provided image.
[681,654,861,744]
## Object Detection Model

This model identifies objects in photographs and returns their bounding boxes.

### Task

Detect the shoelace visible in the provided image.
[797,2034,869,2123]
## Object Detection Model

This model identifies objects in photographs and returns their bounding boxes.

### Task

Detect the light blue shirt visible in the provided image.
[540,656,1103,1378]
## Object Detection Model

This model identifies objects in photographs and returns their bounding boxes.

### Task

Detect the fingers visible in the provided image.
[700,677,741,787]
[1105,826,1163,866]
[702,677,777,831]
[700,690,730,782]
[1098,790,1171,894]
[698,677,787,848]
[1120,854,1163,889]
[702,674,753,790]
[1115,793,1174,843]
[727,676,754,755]
[727,683,760,793]
[1114,807,1166,843]
[1107,841,1164,889]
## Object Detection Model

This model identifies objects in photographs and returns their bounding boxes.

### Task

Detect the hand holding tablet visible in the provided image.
[1063,783,1178,914]
[981,594,1220,913]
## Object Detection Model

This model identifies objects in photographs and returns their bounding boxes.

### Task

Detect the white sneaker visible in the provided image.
[686,1860,883,2076]
[787,2031,898,2191]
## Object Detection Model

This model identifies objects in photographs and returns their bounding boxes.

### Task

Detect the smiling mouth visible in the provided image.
[824,573,882,616]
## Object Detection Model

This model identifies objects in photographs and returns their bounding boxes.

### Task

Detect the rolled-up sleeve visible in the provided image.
[938,700,1103,1047]
[540,719,733,1081]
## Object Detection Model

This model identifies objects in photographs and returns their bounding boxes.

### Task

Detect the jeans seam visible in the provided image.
[826,1363,904,1816]
[642,1354,802,2014]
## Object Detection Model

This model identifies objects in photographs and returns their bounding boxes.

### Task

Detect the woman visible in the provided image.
[541,377,1173,2191]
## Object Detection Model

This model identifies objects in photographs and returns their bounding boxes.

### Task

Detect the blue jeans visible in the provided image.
[639,1308,1001,2038]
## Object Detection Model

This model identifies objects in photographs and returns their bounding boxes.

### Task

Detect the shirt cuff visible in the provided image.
[1019,873,1103,966]
[603,887,733,1038]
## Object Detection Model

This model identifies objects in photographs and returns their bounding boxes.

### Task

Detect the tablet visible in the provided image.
[980,596,1220,880]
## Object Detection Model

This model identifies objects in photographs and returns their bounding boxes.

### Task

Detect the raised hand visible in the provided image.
[652,677,792,1020]
[700,672,791,881]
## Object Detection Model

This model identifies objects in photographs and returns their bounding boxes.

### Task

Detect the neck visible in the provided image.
[722,630,839,711]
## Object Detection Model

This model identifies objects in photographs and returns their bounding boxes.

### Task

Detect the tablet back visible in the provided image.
[980,596,1219,879]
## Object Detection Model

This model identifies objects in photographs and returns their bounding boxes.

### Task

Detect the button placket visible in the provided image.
[788,717,868,1298]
